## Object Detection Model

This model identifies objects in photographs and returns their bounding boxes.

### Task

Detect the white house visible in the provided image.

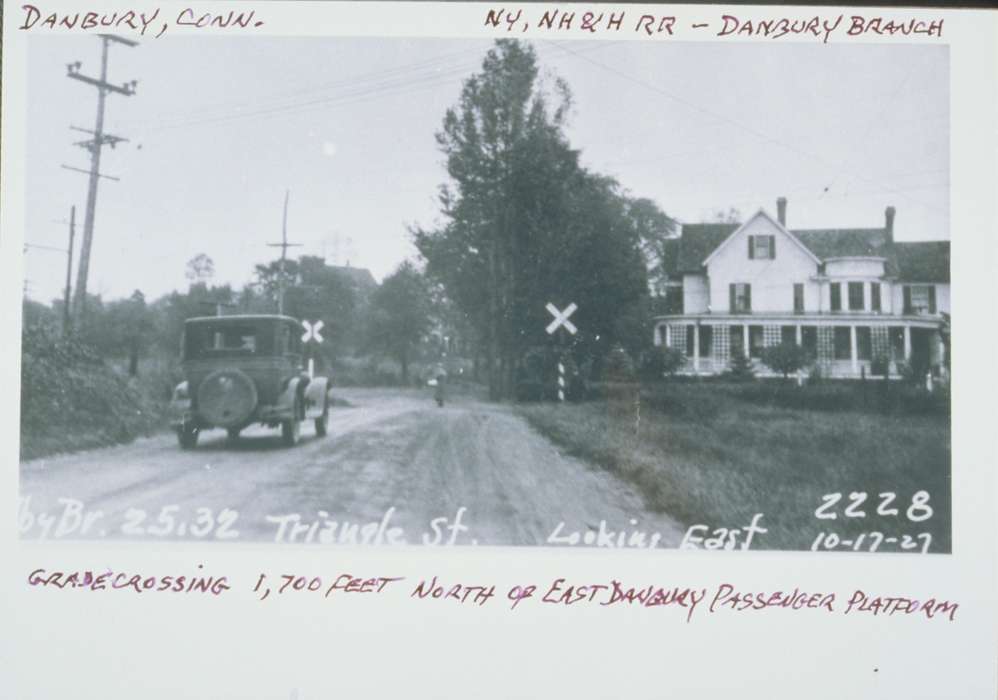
[652,198,950,379]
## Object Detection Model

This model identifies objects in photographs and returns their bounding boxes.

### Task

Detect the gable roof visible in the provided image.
[791,228,890,259]
[659,237,683,277]
[894,241,950,283]
[702,209,821,268]
[674,223,738,273]
[667,210,949,283]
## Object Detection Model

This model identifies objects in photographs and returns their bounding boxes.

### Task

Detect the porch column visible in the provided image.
[850,325,858,375]
[693,325,700,372]
[904,326,912,360]
[743,325,750,358]
[795,324,802,346]
[665,325,672,348]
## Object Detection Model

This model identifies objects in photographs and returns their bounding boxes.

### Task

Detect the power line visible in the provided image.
[544,41,947,216]
[64,34,138,326]
[141,44,484,129]
[127,42,617,134]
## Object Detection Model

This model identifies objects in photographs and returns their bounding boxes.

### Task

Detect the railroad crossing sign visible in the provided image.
[545,302,577,335]
[302,320,324,343]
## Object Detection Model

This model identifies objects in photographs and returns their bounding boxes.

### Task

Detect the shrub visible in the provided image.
[515,379,547,403]
[20,323,164,459]
[640,345,685,380]
[870,353,890,378]
[602,344,636,382]
[760,342,808,380]
[725,352,755,382]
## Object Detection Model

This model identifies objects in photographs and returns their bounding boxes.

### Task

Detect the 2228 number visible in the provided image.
[814,491,933,523]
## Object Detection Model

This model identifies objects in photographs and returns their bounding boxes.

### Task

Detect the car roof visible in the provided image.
[184,314,300,325]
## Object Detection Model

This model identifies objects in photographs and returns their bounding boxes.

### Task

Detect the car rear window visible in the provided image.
[184,323,271,359]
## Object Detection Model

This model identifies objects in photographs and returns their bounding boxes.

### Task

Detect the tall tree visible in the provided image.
[251,255,358,363]
[367,261,433,383]
[185,253,215,285]
[415,40,671,399]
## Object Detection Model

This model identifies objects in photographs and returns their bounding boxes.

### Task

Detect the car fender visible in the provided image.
[168,380,192,426]
[276,376,304,418]
[303,376,329,419]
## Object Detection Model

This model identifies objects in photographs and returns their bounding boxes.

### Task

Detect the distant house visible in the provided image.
[653,198,950,379]
[327,264,377,300]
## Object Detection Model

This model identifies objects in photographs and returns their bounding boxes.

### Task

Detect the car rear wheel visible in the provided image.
[178,424,199,449]
[314,395,329,437]
[281,399,301,447]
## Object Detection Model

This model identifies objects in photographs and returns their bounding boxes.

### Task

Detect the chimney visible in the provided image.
[776,197,787,226]
[885,206,895,243]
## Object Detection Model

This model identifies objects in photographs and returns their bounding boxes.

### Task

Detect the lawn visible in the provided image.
[516,381,951,553]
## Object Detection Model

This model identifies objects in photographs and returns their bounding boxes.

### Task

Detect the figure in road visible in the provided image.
[432,362,447,407]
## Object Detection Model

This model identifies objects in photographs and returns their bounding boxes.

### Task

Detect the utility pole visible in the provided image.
[66,34,138,327]
[267,190,302,315]
[63,206,76,336]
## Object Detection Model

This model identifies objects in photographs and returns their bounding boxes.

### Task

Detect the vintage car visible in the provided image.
[168,314,331,449]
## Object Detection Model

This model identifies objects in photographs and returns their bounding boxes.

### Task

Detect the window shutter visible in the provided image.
[769,235,776,259]
[745,284,752,312]
[903,286,912,314]
[748,237,754,260]
[928,286,936,314]
[729,283,736,311]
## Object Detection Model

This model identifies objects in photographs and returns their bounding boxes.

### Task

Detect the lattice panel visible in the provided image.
[763,325,781,347]
[669,324,687,352]
[817,326,835,363]
[712,325,730,363]
[871,326,890,360]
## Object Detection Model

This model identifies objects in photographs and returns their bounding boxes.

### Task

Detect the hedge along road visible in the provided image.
[18,387,684,548]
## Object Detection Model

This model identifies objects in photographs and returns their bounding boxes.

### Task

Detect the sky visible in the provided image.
[23,37,948,304]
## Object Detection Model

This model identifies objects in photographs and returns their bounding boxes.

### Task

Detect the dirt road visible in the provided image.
[19,388,683,548]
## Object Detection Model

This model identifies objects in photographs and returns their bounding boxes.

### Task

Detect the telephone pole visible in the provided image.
[63,206,76,336]
[66,34,138,326]
[267,190,302,315]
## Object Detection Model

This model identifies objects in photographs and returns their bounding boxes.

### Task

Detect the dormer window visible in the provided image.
[748,235,775,260]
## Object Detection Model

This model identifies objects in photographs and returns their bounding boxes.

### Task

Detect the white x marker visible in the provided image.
[545,302,578,335]
[301,320,324,343]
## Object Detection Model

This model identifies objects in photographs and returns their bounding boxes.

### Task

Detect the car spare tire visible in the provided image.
[197,369,258,428]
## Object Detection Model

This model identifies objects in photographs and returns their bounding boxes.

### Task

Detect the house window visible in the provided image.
[781,325,797,346]
[904,285,936,315]
[833,327,851,360]
[749,326,764,358]
[856,327,872,360]
[730,283,751,313]
[685,325,695,357]
[664,285,684,314]
[830,283,842,312]
[748,235,776,260]
[793,284,804,313]
[871,282,881,312]
[848,282,864,311]
[802,326,818,358]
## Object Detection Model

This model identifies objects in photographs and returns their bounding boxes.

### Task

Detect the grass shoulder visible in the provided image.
[516,379,950,552]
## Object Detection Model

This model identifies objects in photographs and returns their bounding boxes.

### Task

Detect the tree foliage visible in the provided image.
[250,255,360,364]
[760,342,808,380]
[413,40,672,400]
[366,261,433,383]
